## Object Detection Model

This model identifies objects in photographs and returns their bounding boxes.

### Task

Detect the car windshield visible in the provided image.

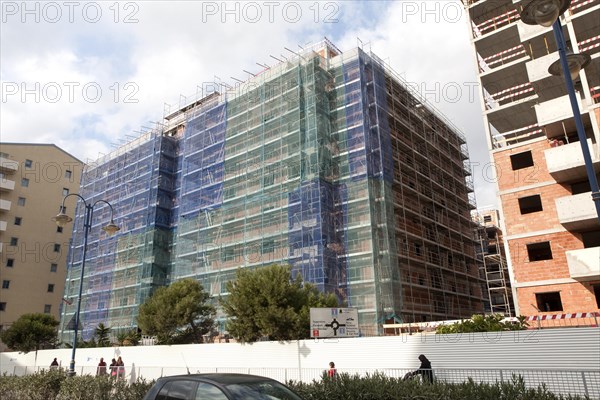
[225,380,303,400]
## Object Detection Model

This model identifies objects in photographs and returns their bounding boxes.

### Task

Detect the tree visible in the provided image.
[116,329,140,346]
[436,314,529,334]
[137,278,215,344]
[95,323,111,347]
[0,313,59,353]
[220,264,338,343]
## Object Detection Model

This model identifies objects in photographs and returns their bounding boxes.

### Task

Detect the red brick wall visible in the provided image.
[508,231,583,282]
[493,139,553,193]
[492,139,599,318]
[518,282,600,317]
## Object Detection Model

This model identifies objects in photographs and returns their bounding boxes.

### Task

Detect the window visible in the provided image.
[195,382,229,399]
[221,248,235,262]
[6,259,14,267]
[17,197,26,206]
[21,178,29,187]
[44,305,51,314]
[261,239,275,254]
[47,284,55,293]
[50,263,58,272]
[483,215,492,223]
[536,292,563,312]
[157,380,197,400]
[62,188,69,196]
[14,217,22,226]
[57,226,63,233]
[53,244,61,252]
[571,180,591,195]
[24,159,32,168]
[263,173,275,187]
[2,280,9,289]
[582,231,600,248]
[0,303,6,311]
[65,170,72,179]
[518,195,543,214]
[527,241,553,261]
[510,151,534,170]
[594,285,600,309]
[414,243,422,257]
[10,237,18,246]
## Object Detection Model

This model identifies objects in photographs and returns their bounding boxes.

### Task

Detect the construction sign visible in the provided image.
[310,307,359,338]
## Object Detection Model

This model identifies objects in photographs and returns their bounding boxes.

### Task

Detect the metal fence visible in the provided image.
[4,367,599,398]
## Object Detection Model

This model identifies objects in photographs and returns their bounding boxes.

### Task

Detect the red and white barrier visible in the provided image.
[579,35,600,52]
[527,312,600,321]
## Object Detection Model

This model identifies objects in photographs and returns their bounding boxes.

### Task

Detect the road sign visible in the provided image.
[310,307,359,338]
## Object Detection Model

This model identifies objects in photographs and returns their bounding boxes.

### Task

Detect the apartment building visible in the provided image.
[58,40,485,340]
[0,143,83,350]
[463,0,600,320]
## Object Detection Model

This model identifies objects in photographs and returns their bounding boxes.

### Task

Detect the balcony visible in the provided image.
[566,247,600,281]
[0,199,11,212]
[526,53,558,82]
[545,139,600,182]
[517,20,551,42]
[0,156,18,173]
[0,177,15,191]
[534,93,584,126]
[556,192,600,230]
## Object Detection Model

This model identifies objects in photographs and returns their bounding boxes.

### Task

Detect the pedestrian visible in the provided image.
[110,358,118,378]
[116,356,125,379]
[327,361,336,379]
[97,357,107,376]
[404,354,433,383]
[50,358,59,368]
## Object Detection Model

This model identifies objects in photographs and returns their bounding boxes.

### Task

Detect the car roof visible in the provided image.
[157,373,279,385]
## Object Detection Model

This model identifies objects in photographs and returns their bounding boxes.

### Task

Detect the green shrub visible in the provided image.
[0,368,67,400]
[0,370,154,400]
[287,373,589,400]
[1,370,590,400]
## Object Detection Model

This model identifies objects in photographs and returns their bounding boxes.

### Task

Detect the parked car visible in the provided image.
[142,373,304,400]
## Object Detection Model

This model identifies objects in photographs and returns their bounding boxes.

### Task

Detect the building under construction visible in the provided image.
[463,0,600,322]
[59,40,485,340]
[474,209,515,317]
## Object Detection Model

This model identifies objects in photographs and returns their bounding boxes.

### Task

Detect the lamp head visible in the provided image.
[102,220,120,236]
[548,52,591,80]
[520,0,571,27]
[52,213,73,228]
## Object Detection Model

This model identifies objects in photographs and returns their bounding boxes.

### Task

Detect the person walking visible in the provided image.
[116,356,125,379]
[327,361,337,379]
[97,357,107,376]
[110,358,118,378]
[405,354,433,383]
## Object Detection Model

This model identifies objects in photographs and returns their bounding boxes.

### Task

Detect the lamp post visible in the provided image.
[520,0,600,222]
[52,194,120,376]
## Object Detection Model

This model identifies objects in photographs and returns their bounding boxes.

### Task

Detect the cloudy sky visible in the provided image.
[1,0,497,207]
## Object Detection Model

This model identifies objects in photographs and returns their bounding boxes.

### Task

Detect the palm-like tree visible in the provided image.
[95,323,111,347]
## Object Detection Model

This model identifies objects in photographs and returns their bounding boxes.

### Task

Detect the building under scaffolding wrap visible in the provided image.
[59,39,485,340]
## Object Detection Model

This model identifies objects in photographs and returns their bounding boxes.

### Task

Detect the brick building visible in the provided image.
[463,0,600,321]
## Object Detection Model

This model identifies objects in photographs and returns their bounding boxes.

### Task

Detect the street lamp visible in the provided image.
[520,0,600,222]
[52,194,120,376]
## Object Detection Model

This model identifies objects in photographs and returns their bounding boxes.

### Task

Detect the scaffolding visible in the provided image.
[59,129,176,342]
[60,39,486,337]
[474,209,515,317]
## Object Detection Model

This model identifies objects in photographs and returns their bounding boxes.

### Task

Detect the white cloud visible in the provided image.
[1,0,495,206]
